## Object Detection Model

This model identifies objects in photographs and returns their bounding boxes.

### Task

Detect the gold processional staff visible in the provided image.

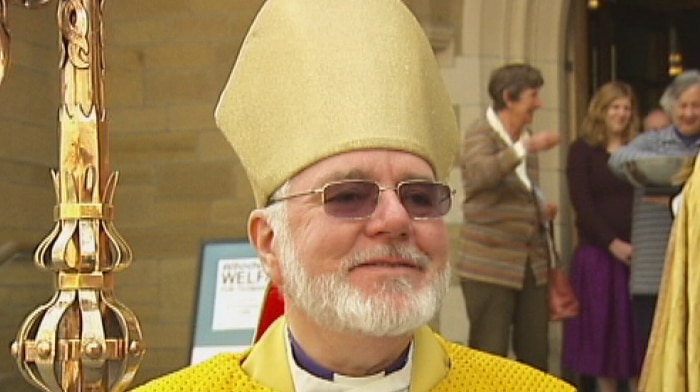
[1,1,144,391]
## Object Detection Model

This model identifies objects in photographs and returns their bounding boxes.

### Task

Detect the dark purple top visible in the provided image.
[567,138,634,248]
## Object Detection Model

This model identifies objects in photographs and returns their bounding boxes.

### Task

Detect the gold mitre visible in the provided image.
[215,0,459,207]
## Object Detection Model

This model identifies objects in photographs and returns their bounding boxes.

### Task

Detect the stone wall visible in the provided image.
[0,5,59,389]
[0,0,265,387]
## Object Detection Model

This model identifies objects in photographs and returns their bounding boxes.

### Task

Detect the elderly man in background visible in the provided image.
[132,0,574,391]
[643,107,671,132]
[456,63,561,372]
[609,69,700,369]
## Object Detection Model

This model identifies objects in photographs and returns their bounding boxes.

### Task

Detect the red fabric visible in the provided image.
[255,284,285,342]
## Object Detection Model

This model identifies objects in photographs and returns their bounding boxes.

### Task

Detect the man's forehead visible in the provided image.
[292,149,435,183]
[645,110,669,123]
[648,111,667,119]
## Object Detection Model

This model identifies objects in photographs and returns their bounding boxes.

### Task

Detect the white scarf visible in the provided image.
[486,106,531,190]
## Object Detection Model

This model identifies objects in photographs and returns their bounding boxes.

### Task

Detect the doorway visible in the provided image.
[588,0,700,115]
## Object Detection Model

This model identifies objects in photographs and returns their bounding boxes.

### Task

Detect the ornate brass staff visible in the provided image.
[4,1,145,391]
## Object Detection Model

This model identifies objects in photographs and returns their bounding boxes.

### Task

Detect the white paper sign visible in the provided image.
[211,257,270,331]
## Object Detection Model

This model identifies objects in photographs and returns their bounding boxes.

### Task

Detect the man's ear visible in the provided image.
[248,210,283,285]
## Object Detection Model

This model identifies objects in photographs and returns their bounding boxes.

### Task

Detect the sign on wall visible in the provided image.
[190,240,269,365]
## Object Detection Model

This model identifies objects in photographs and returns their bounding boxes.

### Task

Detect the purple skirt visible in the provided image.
[562,245,644,378]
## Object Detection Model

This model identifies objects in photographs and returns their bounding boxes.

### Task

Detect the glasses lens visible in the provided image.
[399,182,452,218]
[322,181,379,218]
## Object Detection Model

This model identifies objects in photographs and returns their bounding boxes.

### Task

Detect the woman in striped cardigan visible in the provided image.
[457,63,560,372]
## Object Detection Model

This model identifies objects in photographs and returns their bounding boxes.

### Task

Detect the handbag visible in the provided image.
[530,175,579,320]
[544,221,580,321]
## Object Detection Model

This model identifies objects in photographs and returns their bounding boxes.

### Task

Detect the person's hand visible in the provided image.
[544,202,558,222]
[524,131,560,154]
[608,238,632,265]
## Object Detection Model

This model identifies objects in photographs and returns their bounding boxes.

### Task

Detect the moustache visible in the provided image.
[341,244,431,272]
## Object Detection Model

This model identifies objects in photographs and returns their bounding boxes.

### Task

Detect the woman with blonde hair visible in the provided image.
[563,81,642,392]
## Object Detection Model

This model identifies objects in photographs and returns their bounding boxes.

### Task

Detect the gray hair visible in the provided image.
[488,63,544,111]
[263,181,291,235]
[660,70,700,113]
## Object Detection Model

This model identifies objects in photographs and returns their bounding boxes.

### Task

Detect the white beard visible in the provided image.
[279,238,450,337]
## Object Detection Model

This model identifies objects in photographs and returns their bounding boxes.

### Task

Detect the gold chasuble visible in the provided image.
[640,156,700,392]
[133,318,573,391]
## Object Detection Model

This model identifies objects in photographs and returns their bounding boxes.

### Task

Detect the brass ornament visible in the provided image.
[3,1,144,391]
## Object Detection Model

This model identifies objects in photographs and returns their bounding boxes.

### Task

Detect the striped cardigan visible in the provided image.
[456,119,549,289]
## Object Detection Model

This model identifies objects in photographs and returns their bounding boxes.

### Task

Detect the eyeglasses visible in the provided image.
[268,179,454,219]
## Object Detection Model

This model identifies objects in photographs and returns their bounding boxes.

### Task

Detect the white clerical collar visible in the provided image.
[284,329,412,392]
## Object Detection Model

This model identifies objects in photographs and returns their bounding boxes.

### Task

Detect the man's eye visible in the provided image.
[329,191,366,203]
[403,192,434,207]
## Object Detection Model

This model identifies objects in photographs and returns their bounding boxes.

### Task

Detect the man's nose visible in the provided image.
[367,190,412,237]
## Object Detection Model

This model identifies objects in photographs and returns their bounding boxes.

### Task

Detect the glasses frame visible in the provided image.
[268,179,454,220]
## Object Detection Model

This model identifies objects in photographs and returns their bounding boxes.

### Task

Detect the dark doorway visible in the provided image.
[588,0,700,115]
